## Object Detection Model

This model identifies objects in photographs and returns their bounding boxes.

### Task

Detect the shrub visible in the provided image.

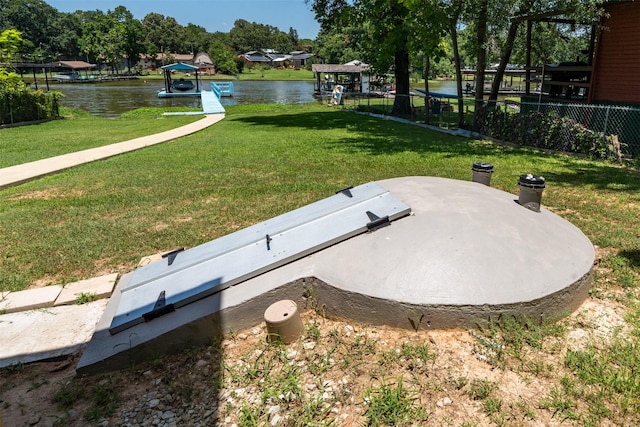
[0,69,62,125]
[477,105,624,162]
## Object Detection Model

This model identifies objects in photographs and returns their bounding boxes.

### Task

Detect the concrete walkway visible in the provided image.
[0,113,224,190]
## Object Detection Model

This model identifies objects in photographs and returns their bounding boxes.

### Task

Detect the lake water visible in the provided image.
[48,79,459,117]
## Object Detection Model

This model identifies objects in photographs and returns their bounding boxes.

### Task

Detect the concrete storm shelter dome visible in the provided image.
[78,176,594,374]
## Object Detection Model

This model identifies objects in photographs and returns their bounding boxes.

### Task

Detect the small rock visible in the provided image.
[286,350,298,360]
[270,413,282,426]
[252,327,262,335]
[148,399,160,408]
[268,405,280,415]
[195,359,208,368]
[303,341,316,350]
[306,383,317,391]
[238,333,248,340]
[443,397,453,406]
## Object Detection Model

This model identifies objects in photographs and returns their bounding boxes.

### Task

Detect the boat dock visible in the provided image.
[201,90,225,114]
[211,81,234,98]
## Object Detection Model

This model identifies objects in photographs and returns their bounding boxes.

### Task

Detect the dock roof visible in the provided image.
[312,64,369,74]
[161,62,199,71]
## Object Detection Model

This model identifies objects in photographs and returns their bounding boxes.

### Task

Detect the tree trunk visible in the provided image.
[473,0,488,129]
[392,45,412,116]
[489,0,534,104]
[488,21,520,104]
[424,56,431,124]
[450,20,464,128]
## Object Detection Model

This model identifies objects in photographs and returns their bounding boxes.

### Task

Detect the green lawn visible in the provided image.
[0,108,201,168]
[1,102,640,424]
[1,103,638,291]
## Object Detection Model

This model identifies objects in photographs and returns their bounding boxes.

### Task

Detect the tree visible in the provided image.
[49,11,83,60]
[401,0,450,123]
[0,0,57,49]
[310,0,416,116]
[229,19,294,54]
[111,7,146,72]
[315,29,362,64]
[142,13,187,54]
[209,39,238,74]
[0,28,22,63]
[288,27,299,46]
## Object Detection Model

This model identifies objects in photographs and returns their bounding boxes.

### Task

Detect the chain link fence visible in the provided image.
[476,101,640,162]
[341,92,640,163]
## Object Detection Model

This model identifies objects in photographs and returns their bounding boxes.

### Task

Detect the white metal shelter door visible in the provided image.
[109,182,411,334]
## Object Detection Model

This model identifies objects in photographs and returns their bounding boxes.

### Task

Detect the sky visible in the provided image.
[45,0,321,40]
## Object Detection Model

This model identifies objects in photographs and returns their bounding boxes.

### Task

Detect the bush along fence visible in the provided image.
[476,101,640,163]
[345,92,640,164]
[0,85,62,126]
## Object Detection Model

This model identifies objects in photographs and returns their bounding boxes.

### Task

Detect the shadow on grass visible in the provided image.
[233,110,502,158]
[542,161,640,192]
[233,110,640,191]
[619,249,640,268]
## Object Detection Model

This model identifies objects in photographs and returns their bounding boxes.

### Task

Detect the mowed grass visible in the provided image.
[0,102,638,292]
[2,103,640,425]
[0,108,201,168]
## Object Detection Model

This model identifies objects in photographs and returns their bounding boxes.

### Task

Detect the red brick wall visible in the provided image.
[591,1,640,104]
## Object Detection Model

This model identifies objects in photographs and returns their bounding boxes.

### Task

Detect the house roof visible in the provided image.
[242,52,271,62]
[193,52,213,65]
[291,53,314,60]
[156,53,193,62]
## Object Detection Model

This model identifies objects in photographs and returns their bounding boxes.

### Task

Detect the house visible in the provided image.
[517,0,640,107]
[156,53,195,67]
[290,51,314,67]
[193,52,216,75]
[240,50,314,68]
[239,51,272,64]
[589,1,640,105]
[514,1,640,157]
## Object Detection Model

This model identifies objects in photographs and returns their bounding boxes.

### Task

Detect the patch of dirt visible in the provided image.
[0,291,634,427]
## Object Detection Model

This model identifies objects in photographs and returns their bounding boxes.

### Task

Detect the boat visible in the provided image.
[158,63,202,98]
[52,72,80,83]
[171,78,195,91]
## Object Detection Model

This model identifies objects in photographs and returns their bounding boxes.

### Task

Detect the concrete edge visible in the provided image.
[0,273,118,314]
[76,267,592,376]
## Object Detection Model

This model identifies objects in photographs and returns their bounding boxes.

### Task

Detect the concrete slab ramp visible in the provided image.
[77,176,594,375]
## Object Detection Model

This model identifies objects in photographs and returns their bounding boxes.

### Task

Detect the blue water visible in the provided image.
[50,79,317,117]
[50,78,460,117]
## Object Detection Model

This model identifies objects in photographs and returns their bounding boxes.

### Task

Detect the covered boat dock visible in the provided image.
[312,63,370,96]
[158,62,202,98]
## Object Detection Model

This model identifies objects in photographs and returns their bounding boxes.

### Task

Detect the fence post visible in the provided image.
[603,105,611,135]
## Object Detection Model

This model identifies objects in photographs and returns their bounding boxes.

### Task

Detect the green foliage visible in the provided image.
[0,29,23,62]
[75,292,98,304]
[84,380,122,420]
[0,72,62,125]
[476,106,625,162]
[466,378,495,400]
[565,339,640,420]
[209,40,238,75]
[364,377,429,425]
[229,19,294,54]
